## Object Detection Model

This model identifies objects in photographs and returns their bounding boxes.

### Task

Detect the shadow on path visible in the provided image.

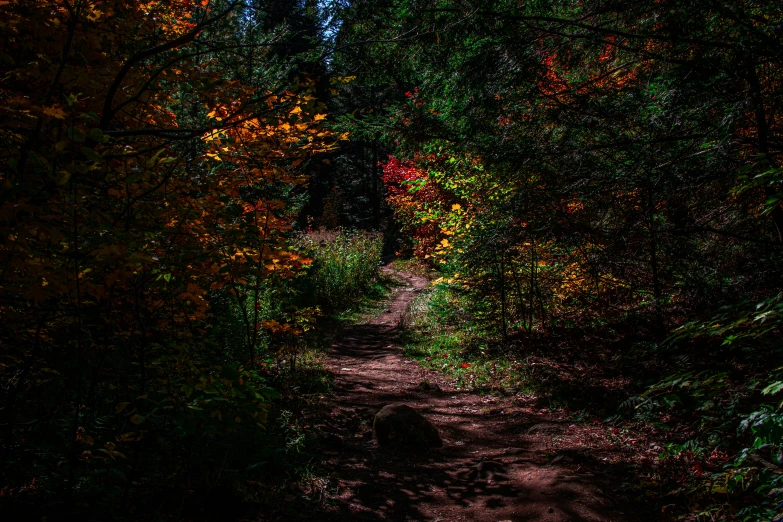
[308,269,641,522]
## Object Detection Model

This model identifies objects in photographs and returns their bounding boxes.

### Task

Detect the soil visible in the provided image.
[310,269,644,521]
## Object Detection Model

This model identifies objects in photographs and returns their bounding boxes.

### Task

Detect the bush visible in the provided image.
[294,229,383,314]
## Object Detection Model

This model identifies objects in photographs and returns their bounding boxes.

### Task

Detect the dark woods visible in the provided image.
[1,1,783,521]
[337,1,783,519]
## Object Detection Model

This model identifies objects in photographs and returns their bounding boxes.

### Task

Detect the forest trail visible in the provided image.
[314,268,637,522]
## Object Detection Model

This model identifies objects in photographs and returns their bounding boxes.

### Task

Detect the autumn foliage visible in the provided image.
[0,0,337,517]
[352,1,783,518]
[381,155,455,259]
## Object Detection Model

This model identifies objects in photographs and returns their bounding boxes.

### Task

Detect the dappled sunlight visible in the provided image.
[312,268,637,521]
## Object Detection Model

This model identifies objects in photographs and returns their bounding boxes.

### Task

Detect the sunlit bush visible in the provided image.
[294,229,383,313]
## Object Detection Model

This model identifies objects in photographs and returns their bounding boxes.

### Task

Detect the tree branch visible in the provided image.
[99,1,239,130]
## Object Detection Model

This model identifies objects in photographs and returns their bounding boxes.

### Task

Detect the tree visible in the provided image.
[335,0,783,333]
[0,0,335,516]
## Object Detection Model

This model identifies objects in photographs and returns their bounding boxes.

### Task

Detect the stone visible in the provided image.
[373,403,442,449]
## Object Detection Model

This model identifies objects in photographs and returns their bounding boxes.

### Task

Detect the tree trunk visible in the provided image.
[746,56,783,240]
[646,179,663,333]
[497,252,508,339]
[372,138,380,228]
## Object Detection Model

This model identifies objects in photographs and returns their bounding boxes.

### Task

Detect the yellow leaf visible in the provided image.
[262,319,281,330]
[42,106,66,119]
[77,432,94,446]
[55,170,71,186]
[116,432,139,442]
[98,448,126,460]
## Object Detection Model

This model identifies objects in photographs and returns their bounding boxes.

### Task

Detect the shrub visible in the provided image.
[294,229,383,314]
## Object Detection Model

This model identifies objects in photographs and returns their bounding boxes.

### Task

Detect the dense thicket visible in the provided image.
[335,0,783,328]
[330,0,783,518]
[0,1,350,519]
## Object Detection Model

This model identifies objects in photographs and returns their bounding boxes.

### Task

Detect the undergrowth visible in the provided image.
[0,231,385,522]
[335,275,403,323]
[293,229,383,314]
[247,232,392,517]
[399,282,531,393]
[401,278,783,521]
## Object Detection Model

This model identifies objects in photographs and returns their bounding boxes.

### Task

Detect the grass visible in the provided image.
[387,257,439,280]
[335,274,403,323]
[294,229,384,315]
[399,283,532,394]
[206,230,391,517]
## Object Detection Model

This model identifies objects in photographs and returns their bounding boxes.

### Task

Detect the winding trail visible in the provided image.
[316,269,636,522]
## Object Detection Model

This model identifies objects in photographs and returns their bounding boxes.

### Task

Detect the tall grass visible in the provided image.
[295,229,383,314]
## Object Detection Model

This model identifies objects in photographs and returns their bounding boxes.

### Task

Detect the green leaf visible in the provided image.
[147,149,165,167]
[67,126,85,142]
[56,170,71,186]
[762,381,783,396]
[88,128,107,143]
[81,146,103,163]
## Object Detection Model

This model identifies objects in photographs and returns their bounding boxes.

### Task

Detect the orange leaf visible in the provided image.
[42,106,67,119]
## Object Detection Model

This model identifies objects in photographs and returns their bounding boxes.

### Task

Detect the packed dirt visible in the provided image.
[312,269,643,521]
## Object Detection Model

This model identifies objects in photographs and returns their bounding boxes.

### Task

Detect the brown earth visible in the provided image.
[310,269,645,522]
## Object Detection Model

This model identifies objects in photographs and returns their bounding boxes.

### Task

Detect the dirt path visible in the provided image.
[315,269,636,522]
